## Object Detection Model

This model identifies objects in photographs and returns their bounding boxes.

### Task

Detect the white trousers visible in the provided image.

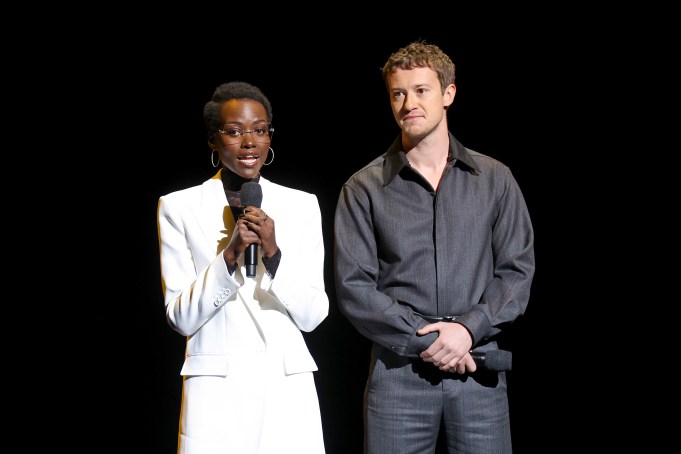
[178,352,325,454]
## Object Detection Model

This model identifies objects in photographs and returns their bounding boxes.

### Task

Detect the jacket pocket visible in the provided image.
[282,350,318,375]
[180,353,230,377]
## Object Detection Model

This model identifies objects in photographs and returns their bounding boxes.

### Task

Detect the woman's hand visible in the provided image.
[226,206,278,263]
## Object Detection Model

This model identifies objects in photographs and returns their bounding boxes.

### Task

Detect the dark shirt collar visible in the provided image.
[219,168,261,208]
[220,168,261,192]
[383,132,480,185]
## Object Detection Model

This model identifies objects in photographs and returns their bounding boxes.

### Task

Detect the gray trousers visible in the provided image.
[364,343,512,454]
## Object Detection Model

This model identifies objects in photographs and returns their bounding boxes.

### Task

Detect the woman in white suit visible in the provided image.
[157,81,329,454]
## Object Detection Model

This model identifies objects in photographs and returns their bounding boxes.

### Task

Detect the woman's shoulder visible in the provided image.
[260,177,319,202]
[159,174,222,204]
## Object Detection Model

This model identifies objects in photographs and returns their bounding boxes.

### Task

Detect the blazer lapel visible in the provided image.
[192,170,235,258]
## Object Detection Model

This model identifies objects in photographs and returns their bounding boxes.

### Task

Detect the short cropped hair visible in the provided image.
[381,40,456,93]
[203,81,273,135]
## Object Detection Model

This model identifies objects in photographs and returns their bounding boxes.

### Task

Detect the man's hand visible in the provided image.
[418,322,476,374]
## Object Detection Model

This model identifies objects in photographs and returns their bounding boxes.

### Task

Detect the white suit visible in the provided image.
[158,170,329,453]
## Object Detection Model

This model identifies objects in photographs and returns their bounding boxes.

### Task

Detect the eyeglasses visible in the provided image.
[217,125,274,144]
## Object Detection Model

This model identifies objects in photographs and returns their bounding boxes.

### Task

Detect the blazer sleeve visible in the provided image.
[265,191,329,332]
[158,192,240,337]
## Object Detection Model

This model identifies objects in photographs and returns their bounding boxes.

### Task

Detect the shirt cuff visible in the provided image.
[262,248,281,278]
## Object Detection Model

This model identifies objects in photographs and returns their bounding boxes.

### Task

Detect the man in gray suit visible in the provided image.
[334,40,535,454]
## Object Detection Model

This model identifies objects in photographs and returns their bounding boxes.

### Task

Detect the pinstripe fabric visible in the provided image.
[364,344,511,454]
[334,133,533,454]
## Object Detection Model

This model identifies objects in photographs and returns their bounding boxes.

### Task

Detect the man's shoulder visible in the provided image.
[344,155,385,185]
[464,148,511,175]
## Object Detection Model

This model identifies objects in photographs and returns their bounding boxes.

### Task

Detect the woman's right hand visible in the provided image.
[223,216,260,267]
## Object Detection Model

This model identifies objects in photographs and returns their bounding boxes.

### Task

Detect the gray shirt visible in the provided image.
[334,133,535,357]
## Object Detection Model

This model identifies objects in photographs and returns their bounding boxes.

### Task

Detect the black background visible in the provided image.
[66,17,604,453]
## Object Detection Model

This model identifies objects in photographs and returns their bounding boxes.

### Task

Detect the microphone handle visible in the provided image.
[245,243,258,277]
[470,350,512,372]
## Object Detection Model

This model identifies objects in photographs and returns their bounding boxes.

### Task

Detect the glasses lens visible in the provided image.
[220,125,272,144]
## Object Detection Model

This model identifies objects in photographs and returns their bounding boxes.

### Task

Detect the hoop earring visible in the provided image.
[263,147,275,166]
[211,149,220,168]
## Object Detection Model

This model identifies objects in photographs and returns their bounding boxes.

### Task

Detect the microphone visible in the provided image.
[240,182,263,278]
[471,349,512,372]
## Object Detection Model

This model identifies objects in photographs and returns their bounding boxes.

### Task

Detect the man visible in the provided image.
[334,40,535,453]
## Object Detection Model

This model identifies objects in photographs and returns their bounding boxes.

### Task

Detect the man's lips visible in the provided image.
[402,113,423,122]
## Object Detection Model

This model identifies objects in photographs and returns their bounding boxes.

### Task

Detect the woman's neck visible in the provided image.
[221,169,260,208]
[221,168,260,191]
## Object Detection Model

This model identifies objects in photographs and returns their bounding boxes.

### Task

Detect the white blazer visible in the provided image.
[158,170,329,377]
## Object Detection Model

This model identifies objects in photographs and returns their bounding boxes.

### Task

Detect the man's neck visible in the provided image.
[404,123,450,170]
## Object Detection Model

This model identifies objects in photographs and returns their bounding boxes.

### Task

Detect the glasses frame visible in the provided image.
[217,124,274,144]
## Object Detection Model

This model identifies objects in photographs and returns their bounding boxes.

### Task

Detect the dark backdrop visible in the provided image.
[77,22,585,453]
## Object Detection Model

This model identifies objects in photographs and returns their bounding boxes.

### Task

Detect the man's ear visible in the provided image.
[443,83,456,109]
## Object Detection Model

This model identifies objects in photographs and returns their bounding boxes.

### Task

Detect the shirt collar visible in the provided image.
[382,132,480,185]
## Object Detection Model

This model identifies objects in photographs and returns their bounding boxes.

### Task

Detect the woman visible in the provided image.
[157,81,329,453]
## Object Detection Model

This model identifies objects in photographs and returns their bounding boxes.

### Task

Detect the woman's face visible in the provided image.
[214,98,271,179]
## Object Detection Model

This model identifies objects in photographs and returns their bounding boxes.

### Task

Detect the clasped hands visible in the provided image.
[418,321,477,374]
[223,206,278,266]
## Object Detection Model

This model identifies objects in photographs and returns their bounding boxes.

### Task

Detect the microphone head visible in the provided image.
[241,182,263,208]
[484,350,513,371]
